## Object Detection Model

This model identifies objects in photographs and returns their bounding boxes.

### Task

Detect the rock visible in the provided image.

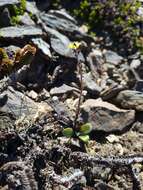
[101,84,125,100]
[26,1,39,15]
[18,12,35,26]
[49,9,77,24]
[81,98,135,133]
[0,86,51,120]
[45,26,75,58]
[0,26,43,41]
[83,72,102,95]
[106,134,119,143]
[115,90,143,111]
[0,0,19,9]
[130,59,143,80]
[40,10,93,41]
[87,49,104,79]
[130,59,141,69]
[31,38,52,59]
[47,97,74,125]
[104,50,123,65]
[0,86,38,118]
[50,84,78,96]
[0,8,11,27]
[40,11,79,36]
[27,90,38,100]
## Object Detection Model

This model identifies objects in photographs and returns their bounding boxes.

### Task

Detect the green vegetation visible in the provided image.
[10,0,26,25]
[63,123,92,143]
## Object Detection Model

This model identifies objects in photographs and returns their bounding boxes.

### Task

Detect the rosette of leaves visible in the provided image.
[63,123,92,143]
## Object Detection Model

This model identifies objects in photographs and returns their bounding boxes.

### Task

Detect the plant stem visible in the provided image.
[74,51,83,130]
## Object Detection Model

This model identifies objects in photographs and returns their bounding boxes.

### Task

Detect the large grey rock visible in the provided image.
[0,86,38,118]
[45,26,75,58]
[104,50,123,65]
[115,90,143,111]
[31,38,52,59]
[81,98,135,133]
[0,26,43,40]
[40,11,79,35]
[0,0,19,8]
[0,86,52,120]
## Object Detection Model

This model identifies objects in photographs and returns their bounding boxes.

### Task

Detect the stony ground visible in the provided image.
[0,1,143,190]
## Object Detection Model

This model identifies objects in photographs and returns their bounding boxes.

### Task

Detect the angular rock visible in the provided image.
[104,50,123,65]
[40,11,79,35]
[81,98,135,133]
[101,84,125,100]
[0,26,43,41]
[83,72,102,95]
[31,38,52,59]
[49,9,77,24]
[115,90,143,111]
[50,84,78,96]
[0,0,19,8]
[45,26,75,58]
[87,49,104,79]
[0,86,52,120]
[26,1,39,15]
[0,86,38,118]
[130,59,141,69]
[18,12,35,26]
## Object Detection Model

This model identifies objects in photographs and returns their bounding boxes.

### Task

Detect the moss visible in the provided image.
[11,15,20,25]
[10,0,26,25]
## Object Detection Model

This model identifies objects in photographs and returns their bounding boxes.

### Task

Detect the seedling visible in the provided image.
[62,42,92,143]
[63,123,92,143]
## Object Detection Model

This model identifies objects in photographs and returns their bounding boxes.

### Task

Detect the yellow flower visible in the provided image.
[68,42,81,50]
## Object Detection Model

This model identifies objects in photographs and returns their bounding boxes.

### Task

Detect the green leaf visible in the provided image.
[63,128,74,138]
[79,135,90,143]
[79,123,92,135]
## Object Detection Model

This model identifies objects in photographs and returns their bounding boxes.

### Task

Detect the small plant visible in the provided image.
[63,123,92,143]
[62,42,92,143]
